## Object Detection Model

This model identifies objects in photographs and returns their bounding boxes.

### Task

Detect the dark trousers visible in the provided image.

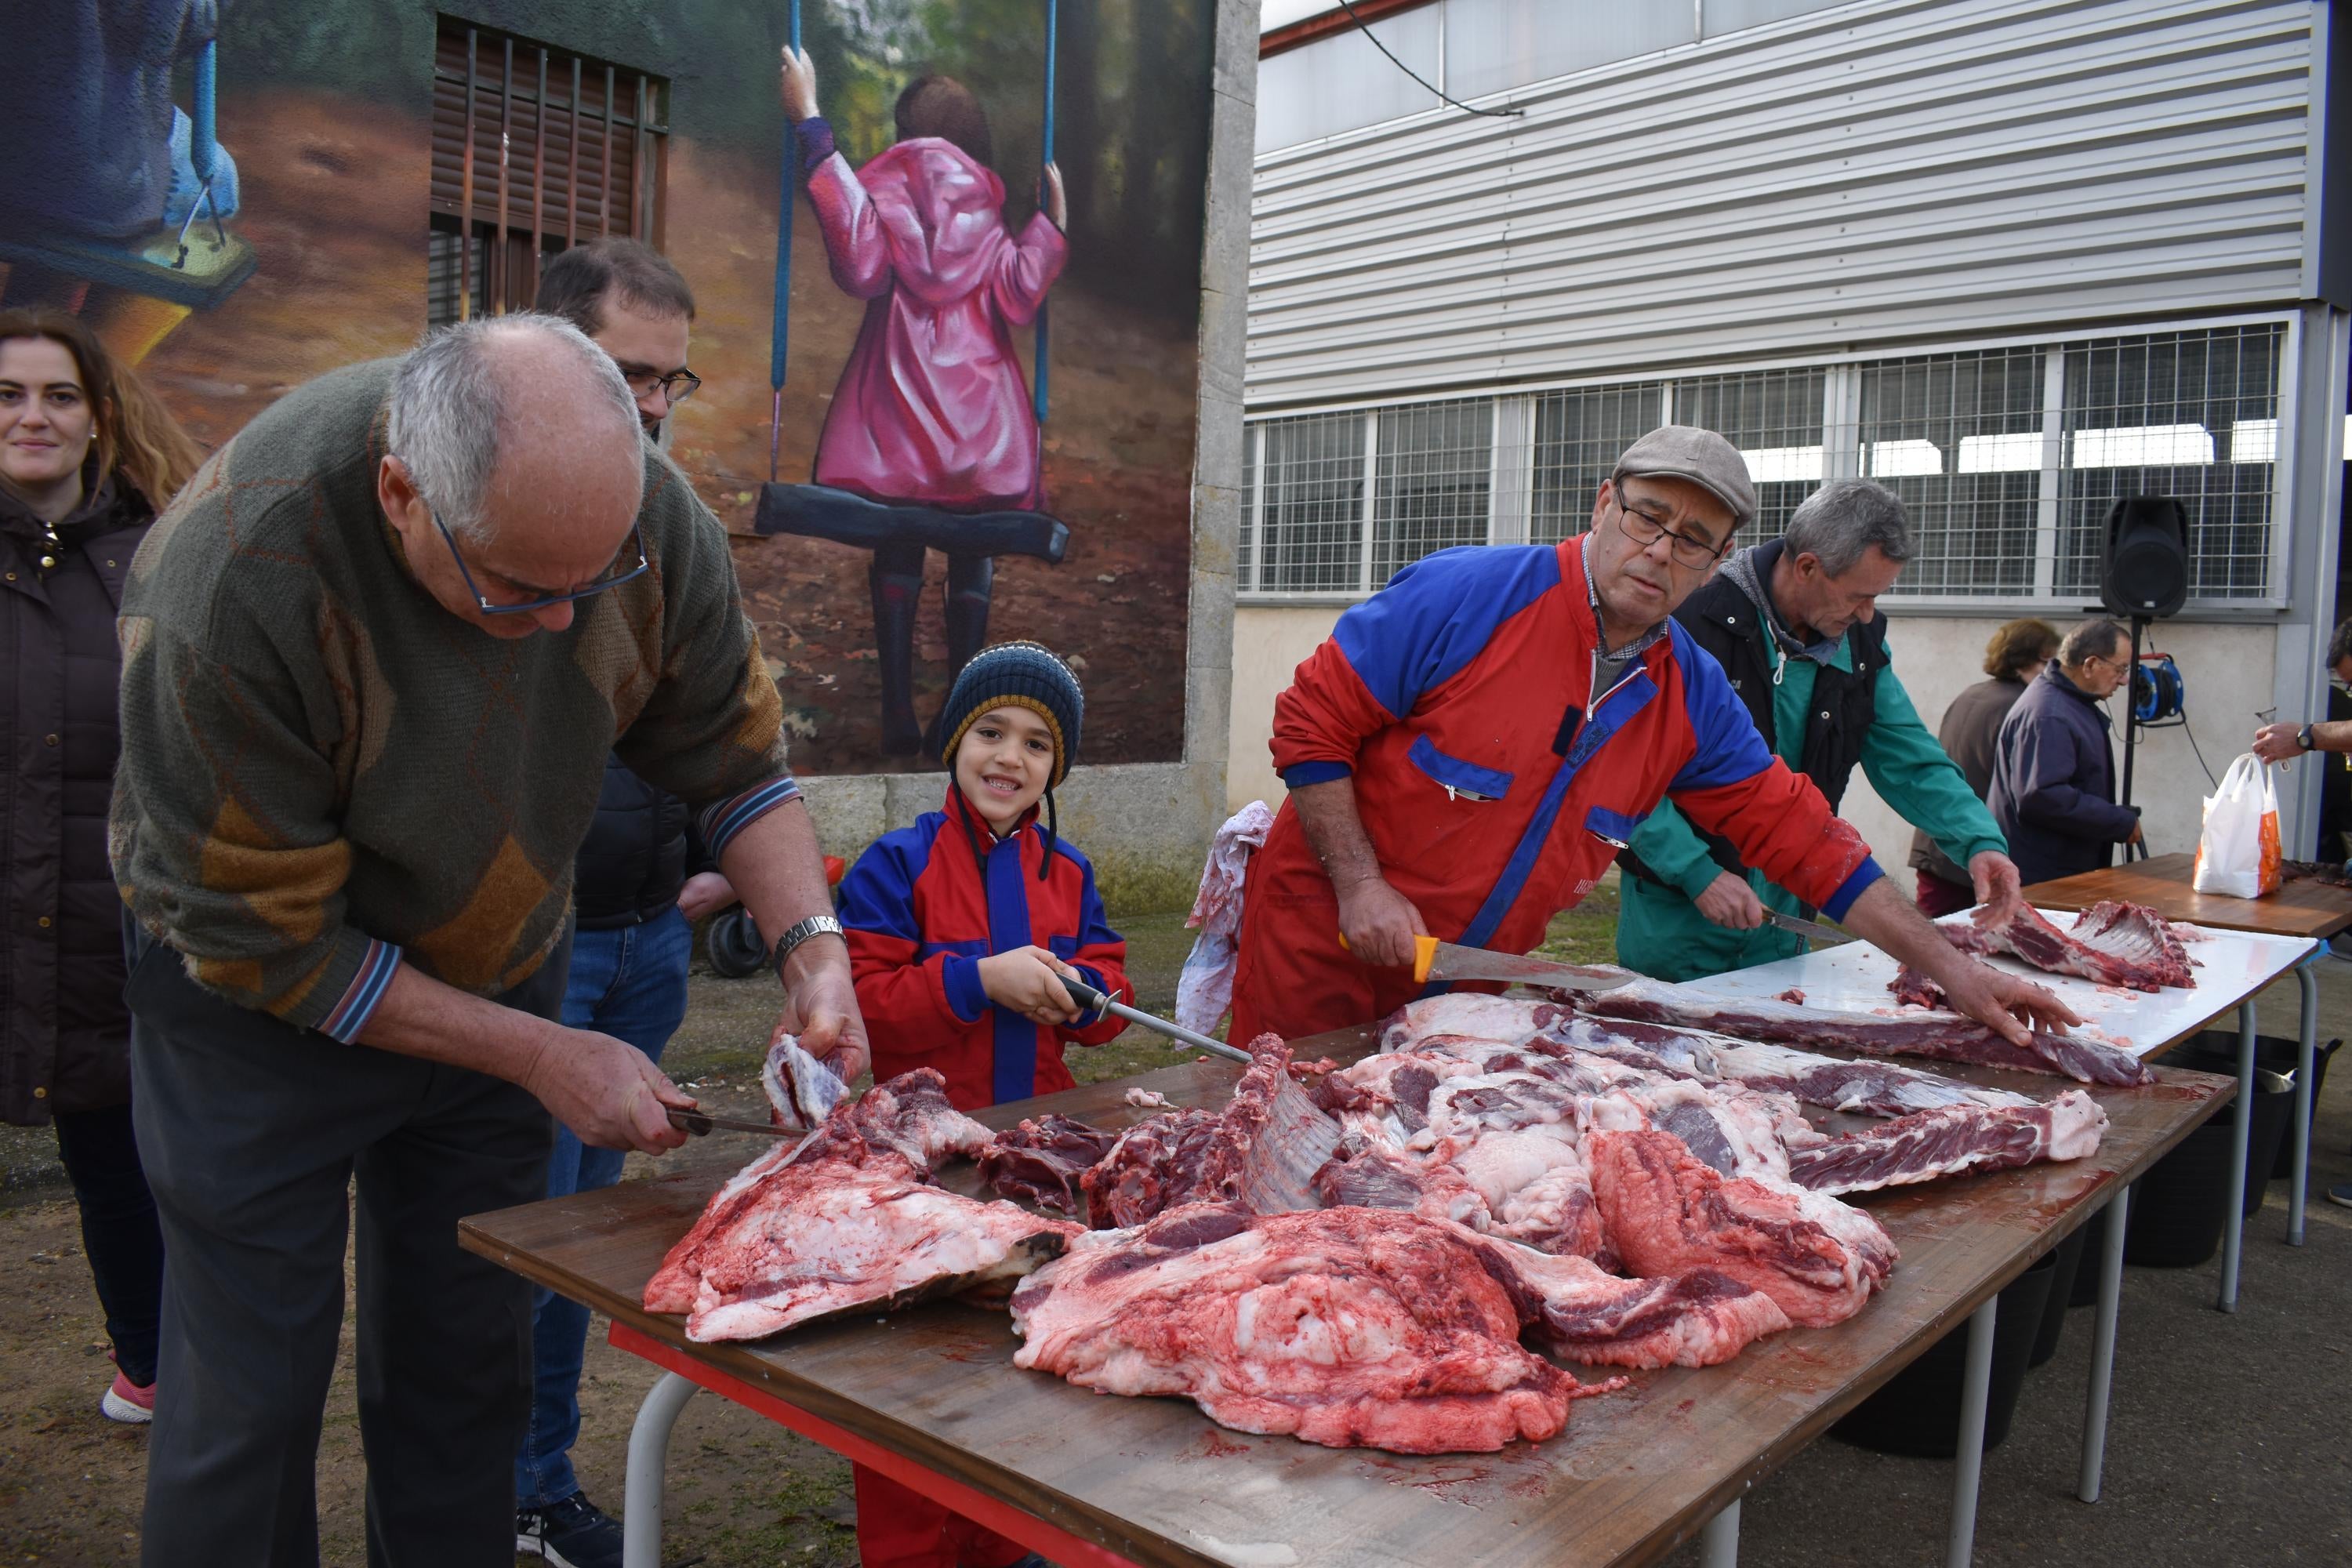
[128,934,567,1568]
[52,1099,165,1386]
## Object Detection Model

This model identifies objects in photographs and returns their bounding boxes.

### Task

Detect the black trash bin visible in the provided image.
[1831,1248,2058,1458]
[2065,1062,2294,1280]
[2174,1030,2336,1179]
[2028,1223,2089,1367]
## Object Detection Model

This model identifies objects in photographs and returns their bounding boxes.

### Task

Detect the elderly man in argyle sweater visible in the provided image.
[109,314,866,1566]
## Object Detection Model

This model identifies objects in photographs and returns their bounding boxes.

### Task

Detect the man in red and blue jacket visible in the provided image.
[1232,426,2073,1048]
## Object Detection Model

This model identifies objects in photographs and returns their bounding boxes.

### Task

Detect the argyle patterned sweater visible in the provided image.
[110,358,797,1040]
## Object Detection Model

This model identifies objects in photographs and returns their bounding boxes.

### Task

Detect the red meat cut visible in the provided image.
[1784,1090,2109,1195]
[977,1115,1119,1214]
[1080,1033,1338,1226]
[1905,902,2194,993]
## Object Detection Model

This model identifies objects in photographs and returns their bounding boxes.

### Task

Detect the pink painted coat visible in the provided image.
[805,137,1069,514]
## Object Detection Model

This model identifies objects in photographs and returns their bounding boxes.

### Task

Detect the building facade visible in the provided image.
[1232,0,2350,880]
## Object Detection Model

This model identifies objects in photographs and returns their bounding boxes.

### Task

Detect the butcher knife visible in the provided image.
[666,1108,802,1138]
[1339,934,1635,992]
[1762,909,1850,946]
[1058,976,1254,1065]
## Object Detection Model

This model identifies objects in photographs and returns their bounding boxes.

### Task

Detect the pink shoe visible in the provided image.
[100,1370,155,1425]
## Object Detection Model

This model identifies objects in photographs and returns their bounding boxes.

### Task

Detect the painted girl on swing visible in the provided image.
[780,45,1069,758]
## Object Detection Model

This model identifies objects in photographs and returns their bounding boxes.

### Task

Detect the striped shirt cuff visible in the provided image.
[318,938,403,1043]
[697,776,804,859]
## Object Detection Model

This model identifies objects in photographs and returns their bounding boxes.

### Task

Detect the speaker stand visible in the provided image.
[2119,615,2149,859]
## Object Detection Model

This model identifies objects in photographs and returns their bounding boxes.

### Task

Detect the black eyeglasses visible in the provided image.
[623,368,701,406]
[1613,491,1732,570]
[430,506,650,615]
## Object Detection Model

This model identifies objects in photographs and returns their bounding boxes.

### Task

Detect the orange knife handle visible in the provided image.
[1412,933,1439,985]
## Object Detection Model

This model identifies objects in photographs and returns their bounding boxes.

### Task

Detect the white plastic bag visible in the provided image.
[2191,752,2281,898]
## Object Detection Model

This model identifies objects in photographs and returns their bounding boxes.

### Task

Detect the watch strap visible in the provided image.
[2300,724,2316,750]
[771,913,846,978]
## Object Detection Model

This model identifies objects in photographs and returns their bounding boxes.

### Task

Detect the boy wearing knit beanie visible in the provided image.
[833,643,1132,1568]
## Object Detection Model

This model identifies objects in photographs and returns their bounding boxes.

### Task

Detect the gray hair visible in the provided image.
[1784,478,1914,576]
[386,313,640,541]
[2060,618,2129,668]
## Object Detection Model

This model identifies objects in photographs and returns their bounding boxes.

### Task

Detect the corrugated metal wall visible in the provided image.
[1248,0,2318,408]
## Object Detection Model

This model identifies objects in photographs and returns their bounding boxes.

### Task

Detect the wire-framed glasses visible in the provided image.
[430,506,650,615]
[1613,491,1733,569]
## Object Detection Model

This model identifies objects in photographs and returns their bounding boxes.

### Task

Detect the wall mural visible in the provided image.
[0,0,1214,775]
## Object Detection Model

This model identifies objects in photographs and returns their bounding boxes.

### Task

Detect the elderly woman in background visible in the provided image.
[1909,618,2061,916]
[0,309,202,1424]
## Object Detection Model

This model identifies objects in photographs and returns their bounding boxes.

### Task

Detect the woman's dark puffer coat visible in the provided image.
[2,474,152,1124]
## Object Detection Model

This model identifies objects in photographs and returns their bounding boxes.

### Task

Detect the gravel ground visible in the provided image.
[5,881,2347,1567]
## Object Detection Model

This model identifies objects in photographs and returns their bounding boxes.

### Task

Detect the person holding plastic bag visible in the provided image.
[2190,753,2281,897]
[1987,619,2143,886]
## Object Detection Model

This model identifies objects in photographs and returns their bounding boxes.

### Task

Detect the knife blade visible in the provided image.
[666,1107,800,1139]
[1763,909,1849,945]
[1402,936,1633,991]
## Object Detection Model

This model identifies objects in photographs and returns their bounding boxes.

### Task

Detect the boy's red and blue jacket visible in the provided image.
[1260,536,1881,961]
[839,788,1132,1112]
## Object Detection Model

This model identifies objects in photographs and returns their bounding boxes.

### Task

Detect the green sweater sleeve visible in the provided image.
[1861,659,2006,869]
[111,610,393,1038]
[609,453,797,840]
[1626,798,1731,901]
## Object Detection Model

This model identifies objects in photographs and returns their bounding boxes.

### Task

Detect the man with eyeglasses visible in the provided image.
[1229,425,2076,1052]
[110,314,866,1565]
[1989,617,2146,887]
[1615,478,2023,982]
[501,238,733,1563]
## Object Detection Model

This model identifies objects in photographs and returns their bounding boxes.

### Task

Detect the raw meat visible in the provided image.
[1312,1133,1490,1228]
[1174,800,1274,1033]
[1485,1246,1792,1370]
[1773,988,1806,1005]
[761,1028,849,1129]
[1785,1091,2108,1196]
[1377,993,1576,1053]
[977,1115,1119,1214]
[1012,1203,1604,1451]
[1888,963,1944,1009]
[1080,1034,1340,1226]
[1538,1017,2032,1118]
[1123,1087,1171,1108]
[1580,979,2152,1087]
[644,1068,1058,1342]
[1953,902,2194,991]
[2281,858,2352,887]
[1586,1127,1896,1329]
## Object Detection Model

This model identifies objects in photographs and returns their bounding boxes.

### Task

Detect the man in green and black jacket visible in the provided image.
[1616,478,2023,981]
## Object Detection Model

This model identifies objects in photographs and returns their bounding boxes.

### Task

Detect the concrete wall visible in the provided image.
[1229,602,2285,899]
[804,0,1261,915]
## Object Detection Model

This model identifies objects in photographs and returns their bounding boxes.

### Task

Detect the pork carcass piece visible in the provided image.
[1586,1127,1896,1328]
[1538,1016,2032,1118]
[761,1028,850,1128]
[1967,901,2195,991]
[643,1068,1060,1342]
[977,1115,1120,1214]
[1377,993,1577,1052]
[1080,1034,1339,1227]
[1487,1244,1792,1370]
[1581,978,2152,1087]
[1785,1090,2109,1196]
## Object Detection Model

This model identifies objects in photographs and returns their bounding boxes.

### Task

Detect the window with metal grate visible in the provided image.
[1856,347,2044,597]
[426,17,670,326]
[1530,381,1663,544]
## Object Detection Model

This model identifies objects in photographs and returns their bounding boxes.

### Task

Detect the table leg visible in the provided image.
[1945,1295,1998,1568]
[2291,959,2318,1247]
[2077,1182,2131,1504]
[1699,1497,1740,1568]
[622,1370,699,1568]
[2217,1000,2254,1313]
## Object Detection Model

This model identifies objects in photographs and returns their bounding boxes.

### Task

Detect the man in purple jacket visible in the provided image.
[1987,619,2145,886]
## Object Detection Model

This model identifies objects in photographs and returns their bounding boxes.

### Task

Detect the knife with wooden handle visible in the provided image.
[1340,935,1634,991]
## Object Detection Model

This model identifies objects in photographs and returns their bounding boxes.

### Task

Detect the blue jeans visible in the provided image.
[514,907,692,1512]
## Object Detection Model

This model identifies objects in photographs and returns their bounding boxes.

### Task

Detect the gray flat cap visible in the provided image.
[1612,424,1759,528]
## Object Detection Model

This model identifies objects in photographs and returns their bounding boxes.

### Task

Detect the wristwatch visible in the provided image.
[2299,724,2316,751]
[771,913,845,979]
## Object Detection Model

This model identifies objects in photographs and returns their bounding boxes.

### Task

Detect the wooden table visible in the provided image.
[2024,852,2343,1275]
[463,1030,2233,1568]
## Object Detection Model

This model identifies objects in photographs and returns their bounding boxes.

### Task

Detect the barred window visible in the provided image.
[1674,367,1826,542]
[426,17,670,326]
[2057,325,2283,601]
[1251,413,1365,593]
[1531,382,1663,543]
[1373,401,1492,586]
[1857,347,2044,596]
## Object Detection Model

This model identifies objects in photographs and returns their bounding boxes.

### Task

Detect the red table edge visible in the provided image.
[608,1319,1143,1568]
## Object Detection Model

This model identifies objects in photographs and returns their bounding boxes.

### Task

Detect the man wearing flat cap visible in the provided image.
[1230,425,2074,1045]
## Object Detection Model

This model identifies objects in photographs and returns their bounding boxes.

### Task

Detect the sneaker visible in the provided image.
[100,1370,155,1425]
[2327,1182,2352,1210]
[516,1490,623,1568]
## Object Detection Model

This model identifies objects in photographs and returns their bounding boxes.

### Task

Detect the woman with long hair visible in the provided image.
[0,307,201,1423]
